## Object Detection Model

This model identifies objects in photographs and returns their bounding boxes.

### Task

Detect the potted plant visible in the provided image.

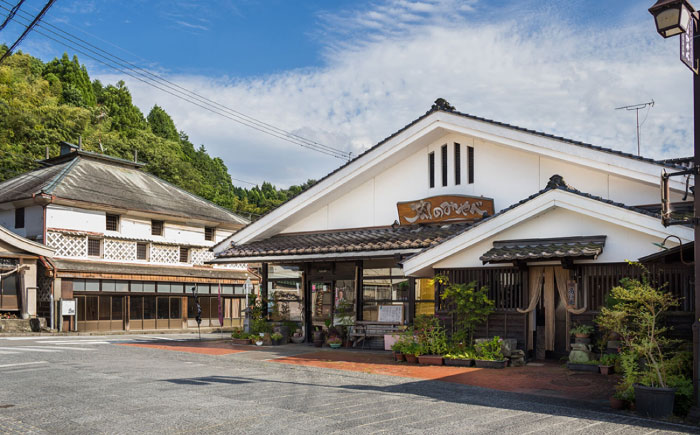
[403,341,419,364]
[444,349,475,367]
[291,328,305,344]
[570,323,594,345]
[312,326,325,347]
[327,336,342,349]
[271,332,284,346]
[599,353,618,375]
[413,315,447,366]
[595,272,680,419]
[231,328,251,345]
[391,338,406,361]
[474,336,507,368]
[254,333,264,346]
[567,359,601,373]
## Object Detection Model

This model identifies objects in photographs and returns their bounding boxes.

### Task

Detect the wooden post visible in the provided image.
[408,277,416,325]
[355,260,363,322]
[261,263,269,318]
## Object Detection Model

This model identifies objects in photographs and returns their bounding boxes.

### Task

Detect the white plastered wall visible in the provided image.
[434,207,669,269]
[279,132,683,234]
[0,205,44,240]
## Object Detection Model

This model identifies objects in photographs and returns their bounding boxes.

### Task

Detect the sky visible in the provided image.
[0,0,695,188]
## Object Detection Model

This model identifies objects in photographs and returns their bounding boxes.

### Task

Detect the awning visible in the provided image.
[480,235,606,264]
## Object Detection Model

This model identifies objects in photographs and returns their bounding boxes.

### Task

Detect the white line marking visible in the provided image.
[36,340,109,345]
[22,346,97,351]
[0,350,19,354]
[0,346,60,353]
[0,361,48,368]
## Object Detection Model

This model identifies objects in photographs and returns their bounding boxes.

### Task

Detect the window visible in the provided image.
[454,143,461,185]
[179,247,189,263]
[441,144,448,186]
[136,243,148,260]
[170,298,181,319]
[87,238,101,257]
[428,152,435,188]
[106,214,119,231]
[205,227,215,241]
[468,146,474,184]
[14,207,24,229]
[151,220,164,236]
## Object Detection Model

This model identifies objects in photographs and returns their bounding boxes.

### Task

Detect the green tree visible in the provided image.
[42,53,96,107]
[147,105,179,141]
[437,274,494,346]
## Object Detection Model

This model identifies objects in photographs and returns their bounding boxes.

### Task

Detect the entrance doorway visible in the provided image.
[310,281,332,329]
[529,266,572,359]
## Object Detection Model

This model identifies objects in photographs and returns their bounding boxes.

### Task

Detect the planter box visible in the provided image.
[634,384,676,419]
[394,352,405,362]
[567,362,599,373]
[418,355,443,366]
[599,365,614,375]
[405,354,418,364]
[609,396,627,410]
[444,358,474,367]
[231,338,251,345]
[329,343,342,349]
[474,359,507,369]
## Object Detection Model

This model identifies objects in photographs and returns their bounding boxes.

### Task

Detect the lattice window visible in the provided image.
[191,248,214,265]
[46,231,87,258]
[151,244,179,264]
[136,243,148,260]
[179,247,189,263]
[104,239,136,261]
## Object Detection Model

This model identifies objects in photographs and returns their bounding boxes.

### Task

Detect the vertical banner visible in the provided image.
[218,282,223,327]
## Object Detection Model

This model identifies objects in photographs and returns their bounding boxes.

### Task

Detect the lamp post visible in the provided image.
[649,0,700,409]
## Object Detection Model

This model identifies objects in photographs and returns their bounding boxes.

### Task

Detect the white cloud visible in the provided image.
[98,0,693,189]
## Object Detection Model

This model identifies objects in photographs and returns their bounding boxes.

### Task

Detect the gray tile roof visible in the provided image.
[480,235,606,264]
[217,222,473,258]
[0,151,248,226]
[52,258,253,281]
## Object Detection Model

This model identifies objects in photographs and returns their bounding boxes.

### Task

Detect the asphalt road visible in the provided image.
[0,334,697,434]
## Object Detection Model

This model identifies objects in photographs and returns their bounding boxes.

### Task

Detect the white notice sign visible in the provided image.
[378,305,403,323]
[61,300,76,316]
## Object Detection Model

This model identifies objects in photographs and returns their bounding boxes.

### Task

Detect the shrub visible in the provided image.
[569,324,594,336]
[270,332,283,341]
[475,336,504,361]
[436,274,493,346]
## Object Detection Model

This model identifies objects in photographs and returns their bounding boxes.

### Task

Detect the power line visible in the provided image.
[0,1,352,161]
[0,0,56,64]
[0,0,25,31]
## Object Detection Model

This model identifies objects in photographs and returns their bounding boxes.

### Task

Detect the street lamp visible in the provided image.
[650,0,700,414]
[650,0,694,37]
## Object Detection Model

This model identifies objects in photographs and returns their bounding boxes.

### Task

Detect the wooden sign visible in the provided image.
[397,195,494,225]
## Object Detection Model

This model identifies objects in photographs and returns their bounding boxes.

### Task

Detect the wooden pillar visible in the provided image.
[355,260,363,322]
[303,263,312,342]
[408,277,416,325]
[261,263,269,318]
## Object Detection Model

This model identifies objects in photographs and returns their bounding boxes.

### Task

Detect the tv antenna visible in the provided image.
[615,100,654,156]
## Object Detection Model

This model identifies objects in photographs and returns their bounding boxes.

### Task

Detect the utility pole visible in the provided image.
[615,100,655,156]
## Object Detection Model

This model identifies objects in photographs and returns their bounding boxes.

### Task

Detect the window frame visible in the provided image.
[151,220,164,236]
[454,143,461,185]
[204,226,215,241]
[179,246,189,263]
[105,213,120,232]
[136,242,149,261]
[87,238,102,257]
[467,145,474,184]
[428,152,435,188]
[441,144,448,187]
[14,207,24,229]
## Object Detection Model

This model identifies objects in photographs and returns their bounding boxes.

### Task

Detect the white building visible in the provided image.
[0,142,257,332]
[211,99,693,357]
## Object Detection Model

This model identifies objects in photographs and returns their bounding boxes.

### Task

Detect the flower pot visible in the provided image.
[394,352,405,362]
[444,358,474,367]
[418,355,444,366]
[566,362,600,373]
[599,365,614,375]
[271,338,283,346]
[609,396,626,410]
[474,359,507,369]
[573,336,591,345]
[329,343,341,349]
[634,384,676,419]
[291,335,305,344]
[312,330,324,347]
[255,340,263,346]
[405,354,418,364]
[231,338,251,345]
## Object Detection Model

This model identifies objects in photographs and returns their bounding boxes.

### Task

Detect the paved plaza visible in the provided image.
[0,334,698,434]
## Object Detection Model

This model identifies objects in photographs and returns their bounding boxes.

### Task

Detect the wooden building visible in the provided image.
[211,99,694,357]
[0,143,258,332]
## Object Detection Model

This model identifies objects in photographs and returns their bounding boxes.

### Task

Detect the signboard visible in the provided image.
[681,16,698,74]
[61,299,76,316]
[378,305,403,323]
[397,195,495,225]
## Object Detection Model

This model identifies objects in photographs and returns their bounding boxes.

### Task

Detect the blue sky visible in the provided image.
[0,0,694,187]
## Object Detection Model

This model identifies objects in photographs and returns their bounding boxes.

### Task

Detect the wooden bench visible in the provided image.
[348,321,402,348]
